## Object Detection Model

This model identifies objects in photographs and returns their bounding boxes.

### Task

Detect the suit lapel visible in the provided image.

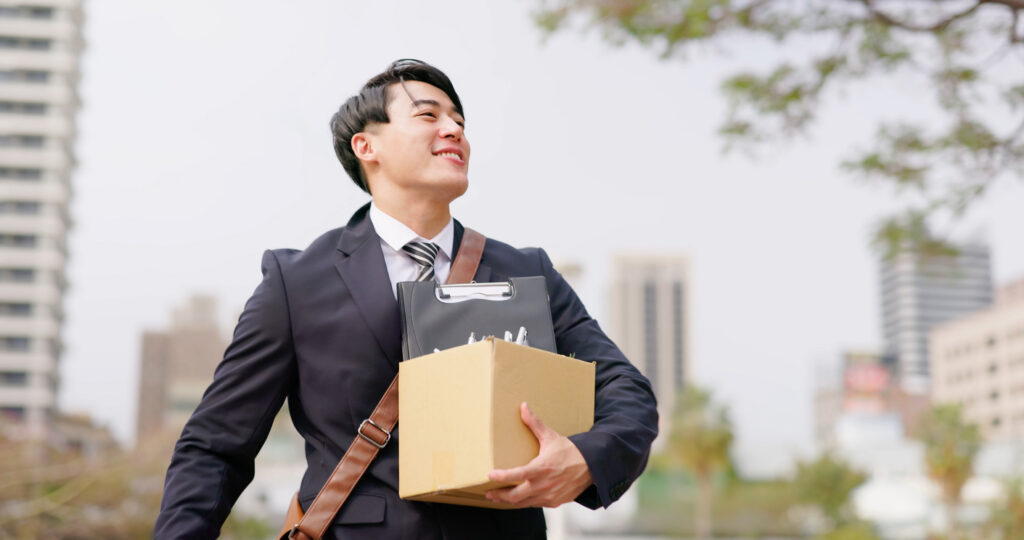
[335,204,402,368]
[334,211,492,368]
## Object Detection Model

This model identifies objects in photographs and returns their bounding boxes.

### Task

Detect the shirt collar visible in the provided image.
[369,202,454,260]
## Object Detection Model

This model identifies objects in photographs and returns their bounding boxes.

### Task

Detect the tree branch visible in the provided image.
[1011,6,1023,43]
[859,0,985,32]
[989,0,1024,10]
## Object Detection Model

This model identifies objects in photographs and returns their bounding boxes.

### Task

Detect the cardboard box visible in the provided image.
[398,338,595,508]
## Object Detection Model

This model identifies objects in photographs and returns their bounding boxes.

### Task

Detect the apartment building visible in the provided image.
[0,0,83,439]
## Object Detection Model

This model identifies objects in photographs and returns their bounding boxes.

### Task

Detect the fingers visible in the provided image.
[485,481,555,508]
[488,466,527,484]
[519,402,553,442]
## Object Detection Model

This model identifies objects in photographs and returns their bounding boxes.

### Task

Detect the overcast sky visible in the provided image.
[61,1,1024,469]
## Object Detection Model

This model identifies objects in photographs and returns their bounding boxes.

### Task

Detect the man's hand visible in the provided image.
[485,402,593,508]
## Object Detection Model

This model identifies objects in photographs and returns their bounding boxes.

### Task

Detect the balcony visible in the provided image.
[0,114,75,138]
[0,18,79,40]
[0,49,80,72]
[0,281,62,304]
[0,178,71,204]
[0,247,66,269]
[0,213,68,235]
[0,81,78,106]
[0,313,61,336]
[0,147,72,169]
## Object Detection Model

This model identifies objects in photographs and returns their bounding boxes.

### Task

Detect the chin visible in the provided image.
[434,176,469,201]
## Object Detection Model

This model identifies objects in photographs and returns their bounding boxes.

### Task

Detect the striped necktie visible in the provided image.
[402,241,441,282]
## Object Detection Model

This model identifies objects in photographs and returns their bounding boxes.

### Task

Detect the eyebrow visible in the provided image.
[410,99,441,109]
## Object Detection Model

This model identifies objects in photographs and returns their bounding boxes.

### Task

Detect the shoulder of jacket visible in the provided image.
[265,226,346,267]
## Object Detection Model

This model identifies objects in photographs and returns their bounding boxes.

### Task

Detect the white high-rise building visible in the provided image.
[0,0,83,439]
[931,277,1024,441]
[608,254,689,442]
[880,242,994,394]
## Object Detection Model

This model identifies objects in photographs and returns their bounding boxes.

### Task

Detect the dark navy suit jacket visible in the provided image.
[154,204,658,539]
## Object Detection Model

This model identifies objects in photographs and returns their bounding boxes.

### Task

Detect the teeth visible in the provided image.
[437,152,462,161]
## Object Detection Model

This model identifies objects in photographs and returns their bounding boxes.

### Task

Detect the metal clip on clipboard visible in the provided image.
[435,281,514,303]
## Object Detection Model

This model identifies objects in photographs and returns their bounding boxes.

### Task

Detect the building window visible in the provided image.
[0,234,38,248]
[0,201,41,214]
[0,406,25,421]
[0,101,47,115]
[0,36,52,50]
[0,69,51,83]
[0,371,27,386]
[27,7,55,18]
[0,303,32,317]
[0,135,45,148]
[0,6,54,18]
[0,268,35,282]
[0,336,30,352]
[0,167,43,180]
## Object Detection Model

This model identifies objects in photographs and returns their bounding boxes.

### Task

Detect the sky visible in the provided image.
[61,0,1024,471]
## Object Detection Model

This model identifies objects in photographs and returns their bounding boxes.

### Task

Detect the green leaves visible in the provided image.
[793,453,867,528]
[532,0,1024,253]
[664,384,734,479]
[918,404,980,505]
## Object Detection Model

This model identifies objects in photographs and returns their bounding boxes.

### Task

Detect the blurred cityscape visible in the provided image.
[3,1,1024,539]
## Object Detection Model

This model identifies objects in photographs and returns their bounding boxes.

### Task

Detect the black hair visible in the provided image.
[329,59,464,193]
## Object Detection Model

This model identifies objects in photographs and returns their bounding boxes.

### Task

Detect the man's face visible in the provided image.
[364,80,470,201]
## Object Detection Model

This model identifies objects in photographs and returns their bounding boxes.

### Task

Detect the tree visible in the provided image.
[0,427,271,539]
[662,384,734,540]
[918,404,981,540]
[793,452,868,530]
[533,0,1024,255]
[982,478,1024,539]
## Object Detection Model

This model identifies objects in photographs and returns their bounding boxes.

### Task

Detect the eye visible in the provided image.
[417,111,436,119]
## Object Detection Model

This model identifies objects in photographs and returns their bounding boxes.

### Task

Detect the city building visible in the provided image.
[0,0,84,440]
[814,349,933,449]
[135,295,227,444]
[880,242,994,394]
[815,350,896,448]
[608,254,689,442]
[930,276,1024,441]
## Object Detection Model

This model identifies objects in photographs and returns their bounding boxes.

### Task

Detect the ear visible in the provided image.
[351,132,376,164]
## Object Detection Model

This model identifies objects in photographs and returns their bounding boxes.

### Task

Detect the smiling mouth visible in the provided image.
[434,151,465,164]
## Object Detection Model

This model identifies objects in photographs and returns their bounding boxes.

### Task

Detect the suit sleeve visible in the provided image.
[535,248,659,509]
[154,250,297,539]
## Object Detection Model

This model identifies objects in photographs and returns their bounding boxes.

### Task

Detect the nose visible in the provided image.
[439,115,463,140]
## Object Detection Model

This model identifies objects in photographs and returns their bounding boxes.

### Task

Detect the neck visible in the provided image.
[372,196,451,239]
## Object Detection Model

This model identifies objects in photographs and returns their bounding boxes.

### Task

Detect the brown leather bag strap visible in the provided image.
[286,226,486,540]
[447,227,485,284]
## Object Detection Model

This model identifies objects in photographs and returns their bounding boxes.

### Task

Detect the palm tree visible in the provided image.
[666,384,734,540]
[918,404,980,540]
[793,452,868,530]
[982,478,1024,539]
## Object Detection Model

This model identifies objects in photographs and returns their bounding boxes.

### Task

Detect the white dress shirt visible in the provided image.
[369,203,454,299]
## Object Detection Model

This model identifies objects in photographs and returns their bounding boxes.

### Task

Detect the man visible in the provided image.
[155,59,658,539]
